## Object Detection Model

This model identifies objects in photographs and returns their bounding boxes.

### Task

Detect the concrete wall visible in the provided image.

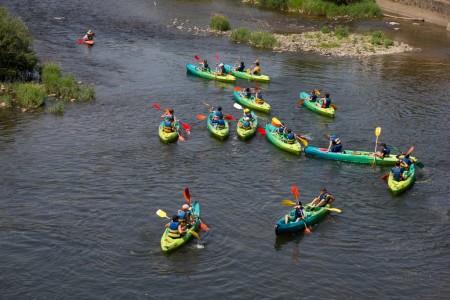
[388,0,450,15]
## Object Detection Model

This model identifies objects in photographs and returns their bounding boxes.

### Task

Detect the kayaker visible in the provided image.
[161,108,174,120]
[239,117,253,130]
[309,90,318,102]
[83,30,95,41]
[374,143,391,158]
[284,201,307,224]
[283,128,296,144]
[243,108,253,120]
[200,59,210,71]
[210,106,223,121]
[162,116,175,133]
[391,161,405,181]
[165,215,188,238]
[277,122,286,135]
[235,61,245,72]
[178,204,193,228]
[242,87,252,99]
[326,133,343,152]
[309,188,335,208]
[399,153,413,170]
[318,93,331,108]
[216,63,225,76]
[251,62,261,75]
[216,116,226,129]
[255,89,264,104]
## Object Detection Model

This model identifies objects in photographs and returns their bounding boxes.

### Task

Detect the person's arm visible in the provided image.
[209,107,214,112]
[327,194,335,202]
[327,140,332,151]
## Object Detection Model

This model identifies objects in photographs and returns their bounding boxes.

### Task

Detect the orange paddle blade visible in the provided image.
[305,226,312,234]
[234,87,243,92]
[200,222,209,231]
[183,187,191,203]
[291,186,299,201]
[406,146,414,156]
[178,135,185,141]
[298,99,305,105]
[197,115,206,120]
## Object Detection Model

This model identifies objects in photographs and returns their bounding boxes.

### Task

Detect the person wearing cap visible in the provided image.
[239,116,253,130]
[243,108,253,120]
[235,61,245,72]
[309,90,318,102]
[282,128,296,144]
[373,142,390,158]
[326,133,343,152]
[83,30,95,41]
[165,215,188,238]
[215,63,225,76]
[285,202,307,224]
[251,61,261,75]
[178,204,193,228]
[308,188,335,209]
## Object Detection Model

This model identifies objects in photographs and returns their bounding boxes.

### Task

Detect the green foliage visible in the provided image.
[287,0,382,18]
[77,86,96,102]
[41,62,62,94]
[249,32,279,49]
[14,83,46,108]
[230,27,251,43]
[0,7,38,81]
[317,41,341,49]
[209,14,231,31]
[48,101,64,114]
[334,25,349,39]
[258,0,288,10]
[321,26,330,34]
[370,30,393,47]
[0,93,14,108]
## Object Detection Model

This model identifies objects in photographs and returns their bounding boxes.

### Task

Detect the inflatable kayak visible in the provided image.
[223,64,270,83]
[160,201,201,254]
[275,205,330,235]
[186,63,236,83]
[207,112,229,140]
[158,120,181,143]
[233,87,271,113]
[388,164,416,195]
[304,146,417,165]
[83,40,94,45]
[265,123,301,155]
[237,111,258,140]
[300,92,335,118]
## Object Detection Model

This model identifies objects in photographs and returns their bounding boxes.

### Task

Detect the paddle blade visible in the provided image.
[282,200,296,206]
[183,187,191,203]
[178,134,185,141]
[153,104,162,110]
[77,39,83,44]
[405,146,414,156]
[194,55,201,63]
[381,173,389,180]
[233,103,243,110]
[416,161,424,168]
[234,87,243,92]
[190,230,200,239]
[257,128,266,135]
[156,209,168,219]
[182,123,191,131]
[272,117,281,127]
[327,208,342,213]
[304,226,312,234]
[200,221,210,231]
[202,102,211,107]
[331,104,337,110]
[375,127,381,137]
[225,115,236,120]
[298,137,308,147]
[298,99,305,105]
[291,186,299,201]
[215,54,219,63]
[197,114,206,120]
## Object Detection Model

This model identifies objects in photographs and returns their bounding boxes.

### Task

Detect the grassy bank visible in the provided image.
[230,27,279,49]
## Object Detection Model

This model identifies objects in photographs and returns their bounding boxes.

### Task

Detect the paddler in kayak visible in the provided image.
[242,87,252,99]
[373,142,391,158]
[309,90,319,102]
[318,93,331,108]
[254,89,264,104]
[210,106,223,121]
[251,61,261,75]
[178,204,193,228]
[165,215,188,238]
[326,133,343,152]
[276,121,286,135]
[83,29,95,42]
[162,116,175,133]
[285,201,307,224]
[161,108,175,120]
[391,161,405,181]
[308,188,335,209]
[235,61,245,72]
[282,128,297,144]
[243,108,254,121]
[200,59,210,71]
[214,63,226,76]
[398,153,413,170]
[239,117,253,130]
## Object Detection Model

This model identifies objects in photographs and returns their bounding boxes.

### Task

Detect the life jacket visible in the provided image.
[278,126,285,134]
[330,135,341,145]
[382,147,391,156]
[217,119,226,129]
[287,133,295,144]
[392,167,404,181]
[245,112,252,119]
[253,66,261,75]
[163,121,173,133]
[178,211,190,226]
[319,192,329,201]
[255,93,264,104]
[245,91,252,98]
[295,207,306,219]
[168,221,181,238]
[311,94,317,102]
[243,121,251,129]
[402,157,412,166]
[215,111,223,118]
[323,97,331,108]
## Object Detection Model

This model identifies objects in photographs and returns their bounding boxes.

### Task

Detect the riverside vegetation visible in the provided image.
[0,6,95,114]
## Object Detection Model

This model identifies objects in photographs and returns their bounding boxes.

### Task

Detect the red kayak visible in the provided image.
[84,40,94,45]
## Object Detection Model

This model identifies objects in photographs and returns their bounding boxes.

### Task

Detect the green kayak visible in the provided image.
[300,91,335,118]
[237,111,258,140]
[275,205,330,235]
[207,112,229,140]
[158,120,180,143]
[265,123,301,155]
[233,87,271,113]
[223,64,270,83]
[304,146,417,165]
[388,164,416,195]
[186,63,236,83]
[160,201,201,254]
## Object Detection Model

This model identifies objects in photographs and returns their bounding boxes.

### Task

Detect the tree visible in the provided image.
[0,6,38,81]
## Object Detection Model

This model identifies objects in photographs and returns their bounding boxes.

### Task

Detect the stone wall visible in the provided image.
[389,0,450,15]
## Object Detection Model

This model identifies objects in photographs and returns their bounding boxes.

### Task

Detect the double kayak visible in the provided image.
[186,63,236,83]
[160,201,201,253]
[299,92,335,118]
[207,112,229,140]
[223,64,270,83]
[233,87,271,113]
[237,111,258,140]
[388,164,416,195]
[265,123,301,155]
[275,205,330,235]
[304,146,417,165]
[158,120,181,143]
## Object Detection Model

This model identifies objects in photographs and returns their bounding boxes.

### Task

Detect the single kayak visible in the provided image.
[160,201,201,254]
[233,87,271,113]
[237,111,258,140]
[304,146,417,165]
[300,92,335,118]
[84,40,94,45]
[223,64,270,83]
[186,63,236,83]
[158,120,181,143]
[388,164,416,195]
[207,112,229,140]
[275,205,330,235]
[265,123,301,155]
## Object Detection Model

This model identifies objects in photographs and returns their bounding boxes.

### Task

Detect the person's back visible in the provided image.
[321,93,331,108]
[236,62,245,72]
[252,62,261,75]
[255,91,264,104]
[285,129,295,144]
[168,216,181,238]
[391,162,404,181]
[310,92,318,102]
[163,118,173,133]
[217,118,226,129]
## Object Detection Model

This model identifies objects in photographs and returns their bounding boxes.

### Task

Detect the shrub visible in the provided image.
[209,14,230,31]
[249,32,279,49]
[48,101,64,114]
[41,63,62,94]
[77,86,96,102]
[334,25,349,39]
[230,27,251,43]
[258,0,288,9]
[14,83,46,108]
[0,93,14,108]
[321,26,330,34]
[318,41,341,49]
[287,0,382,18]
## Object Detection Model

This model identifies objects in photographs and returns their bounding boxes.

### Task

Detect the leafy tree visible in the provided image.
[0,6,37,81]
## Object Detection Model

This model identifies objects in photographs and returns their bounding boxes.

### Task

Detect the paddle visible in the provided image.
[298,99,305,105]
[257,128,266,135]
[177,132,185,141]
[153,104,162,110]
[182,123,191,132]
[183,187,209,231]
[77,39,83,44]
[156,209,170,219]
[381,173,390,180]
[197,114,207,120]
[290,186,311,234]
[373,127,381,165]
[194,55,202,63]
[190,229,200,239]
[297,136,308,147]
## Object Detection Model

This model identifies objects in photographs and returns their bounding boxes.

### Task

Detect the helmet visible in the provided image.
[244,109,250,113]
[182,204,190,210]
[219,63,224,67]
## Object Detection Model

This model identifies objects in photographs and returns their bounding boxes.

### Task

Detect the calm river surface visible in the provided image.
[1,0,449,299]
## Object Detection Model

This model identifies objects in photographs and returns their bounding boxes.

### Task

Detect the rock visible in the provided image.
[22,108,27,112]
[0,102,6,107]
[70,99,75,102]
[49,94,57,97]
[447,22,450,31]
[412,23,420,26]
[394,28,400,31]
[389,22,400,25]
[177,26,182,30]
[77,81,82,84]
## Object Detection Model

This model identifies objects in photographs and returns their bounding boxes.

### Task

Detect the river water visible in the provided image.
[1,1,449,299]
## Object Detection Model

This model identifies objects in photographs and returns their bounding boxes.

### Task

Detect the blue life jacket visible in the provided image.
[178,211,190,226]
[245,112,252,119]
[382,147,391,156]
[294,207,305,219]
[243,121,251,129]
[204,63,209,69]
[278,126,285,134]
[392,167,404,181]
[237,64,245,72]
[217,119,226,128]
[168,221,180,238]
[319,193,329,201]
[324,97,331,108]
[330,135,341,145]
[311,94,317,101]
[402,157,412,166]
[287,133,295,144]
[215,111,223,118]
[163,121,173,132]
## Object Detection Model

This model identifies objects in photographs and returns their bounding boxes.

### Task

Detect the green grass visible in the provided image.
[230,27,251,43]
[287,0,382,18]
[371,31,394,47]
[258,0,288,10]
[48,101,64,114]
[249,31,279,49]
[334,25,349,39]
[209,14,231,31]
[317,41,341,49]
[321,26,330,34]
[0,93,14,108]
[14,83,46,108]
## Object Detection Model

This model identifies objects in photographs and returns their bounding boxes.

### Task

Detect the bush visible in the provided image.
[334,25,349,39]
[0,93,14,108]
[77,86,96,102]
[48,101,64,114]
[321,26,330,34]
[318,41,341,49]
[287,0,382,18]
[209,14,230,31]
[258,0,288,9]
[230,27,251,43]
[249,32,279,49]
[0,7,38,81]
[14,83,46,108]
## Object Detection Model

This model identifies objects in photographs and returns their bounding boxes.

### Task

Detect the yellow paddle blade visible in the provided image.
[156,209,168,218]
[246,69,250,73]
[282,200,296,206]
[315,89,321,95]
[272,117,281,127]
[298,137,308,147]
[327,208,342,213]
[190,230,200,239]
[375,127,381,137]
